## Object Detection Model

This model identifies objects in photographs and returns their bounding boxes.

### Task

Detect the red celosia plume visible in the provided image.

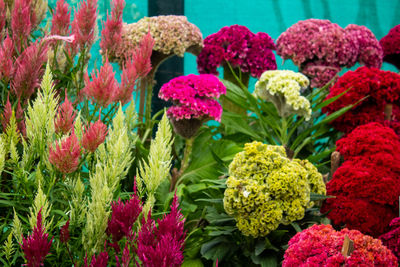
[49,132,81,174]
[55,92,76,135]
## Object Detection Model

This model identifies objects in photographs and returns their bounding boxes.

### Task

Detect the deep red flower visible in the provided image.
[380,217,400,261]
[84,251,109,267]
[21,210,53,267]
[51,0,71,36]
[55,92,76,135]
[60,220,70,244]
[82,118,107,153]
[380,24,400,69]
[49,132,81,174]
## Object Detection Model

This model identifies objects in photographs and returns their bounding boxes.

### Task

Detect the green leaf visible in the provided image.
[255,239,266,256]
[186,183,207,194]
[291,222,302,232]
[182,259,204,267]
[310,193,335,201]
[221,112,263,141]
[251,254,278,267]
[201,236,232,261]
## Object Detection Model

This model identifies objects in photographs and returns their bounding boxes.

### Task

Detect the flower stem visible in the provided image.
[170,137,194,191]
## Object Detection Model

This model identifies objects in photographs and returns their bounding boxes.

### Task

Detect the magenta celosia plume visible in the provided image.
[276,19,383,88]
[380,217,400,261]
[100,0,125,58]
[55,93,76,135]
[49,132,81,174]
[60,220,70,244]
[21,210,53,267]
[82,118,108,153]
[51,0,71,36]
[1,96,26,136]
[197,25,277,78]
[283,224,398,266]
[380,24,400,69]
[84,251,109,267]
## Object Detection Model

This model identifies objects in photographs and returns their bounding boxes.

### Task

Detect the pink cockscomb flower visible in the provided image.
[49,132,81,174]
[55,92,76,135]
[82,118,107,153]
[51,0,71,36]
[0,35,15,82]
[106,191,142,242]
[11,0,32,52]
[380,24,400,69]
[136,194,186,267]
[71,0,98,50]
[380,217,400,261]
[197,25,277,78]
[83,57,119,107]
[159,74,226,138]
[21,209,53,267]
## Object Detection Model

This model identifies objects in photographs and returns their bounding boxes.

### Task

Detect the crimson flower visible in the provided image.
[60,220,70,244]
[82,118,108,153]
[84,251,109,267]
[49,132,81,174]
[55,92,76,135]
[380,217,400,261]
[21,210,53,267]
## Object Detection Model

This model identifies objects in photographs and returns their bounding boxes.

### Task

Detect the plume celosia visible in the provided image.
[131,31,154,78]
[136,194,186,267]
[71,0,98,50]
[0,35,14,82]
[1,96,26,136]
[106,191,142,242]
[12,41,48,101]
[0,0,5,32]
[54,92,76,135]
[11,0,33,52]
[83,57,119,107]
[49,132,81,174]
[21,210,53,267]
[84,251,109,267]
[82,118,108,153]
[60,220,70,244]
[100,0,125,59]
[51,0,71,36]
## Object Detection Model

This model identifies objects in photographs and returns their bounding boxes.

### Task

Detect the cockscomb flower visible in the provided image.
[110,15,202,65]
[71,0,98,50]
[21,210,53,267]
[0,35,14,82]
[55,93,76,135]
[276,19,383,88]
[60,220,70,244]
[49,132,81,174]
[11,0,33,52]
[159,74,226,138]
[106,191,142,242]
[283,224,398,266]
[84,251,109,267]
[380,24,400,69]
[100,0,125,60]
[224,141,326,238]
[136,194,186,267]
[83,57,119,107]
[322,66,400,133]
[197,25,277,78]
[82,118,107,153]
[380,217,400,261]
[255,70,311,120]
[51,0,71,37]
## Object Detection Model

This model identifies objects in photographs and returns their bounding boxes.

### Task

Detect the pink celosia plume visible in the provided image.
[11,0,33,52]
[1,96,26,136]
[21,209,53,267]
[51,0,71,36]
[71,0,98,50]
[82,117,108,153]
[49,132,81,174]
[0,0,6,32]
[55,92,76,135]
[0,35,15,82]
[100,0,125,58]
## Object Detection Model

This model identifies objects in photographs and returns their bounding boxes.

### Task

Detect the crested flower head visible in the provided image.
[83,57,119,107]
[21,209,53,267]
[111,15,202,64]
[71,0,98,50]
[255,70,311,120]
[197,25,277,78]
[49,132,81,174]
[51,0,71,36]
[82,117,107,153]
[283,224,398,266]
[159,74,226,138]
[380,217,400,261]
[55,92,76,135]
[380,24,400,69]
[224,141,325,237]
[106,191,142,242]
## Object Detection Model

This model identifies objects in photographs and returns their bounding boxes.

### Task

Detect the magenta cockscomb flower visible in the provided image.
[12,41,48,101]
[159,74,226,138]
[197,25,277,78]
[106,192,142,242]
[84,251,109,267]
[380,217,400,261]
[83,57,119,107]
[380,24,400,69]
[51,0,71,37]
[49,132,81,174]
[0,35,14,82]
[136,194,186,267]
[55,93,76,135]
[100,0,125,59]
[60,220,70,244]
[21,210,53,267]
[82,118,107,153]
[11,0,32,52]
[71,0,98,50]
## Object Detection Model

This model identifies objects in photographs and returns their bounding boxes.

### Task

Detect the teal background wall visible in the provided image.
[49,0,399,79]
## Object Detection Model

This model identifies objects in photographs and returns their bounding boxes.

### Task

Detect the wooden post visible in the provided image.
[341,235,354,257]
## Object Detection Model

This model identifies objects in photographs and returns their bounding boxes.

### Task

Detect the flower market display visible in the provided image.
[0,0,399,266]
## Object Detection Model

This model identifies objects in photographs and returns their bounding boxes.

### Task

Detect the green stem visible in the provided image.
[170,137,194,191]
[145,75,154,130]
[280,117,288,146]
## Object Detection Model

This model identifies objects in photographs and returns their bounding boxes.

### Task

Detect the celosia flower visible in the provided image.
[110,15,202,64]
[136,194,186,267]
[49,132,81,174]
[224,141,326,237]
[255,70,311,120]
[322,66,400,133]
[55,92,76,135]
[159,74,226,138]
[100,0,125,59]
[11,0,32,52]
[51,0,71,36]
[197,25,277,78]
[71,0,98,50]
[84,251,109,267]
[276,19,383,88]
[82,118,107,153]
[106,191,142,242]
[60,220,70,244]
[21,210,53,267]
[12,41,48,101]
[1,96,26,136]
[83,57,119,107]
[283,224,398,266]
[0,0,5,32]
[380,217,400,261]
[380,24,400,69]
